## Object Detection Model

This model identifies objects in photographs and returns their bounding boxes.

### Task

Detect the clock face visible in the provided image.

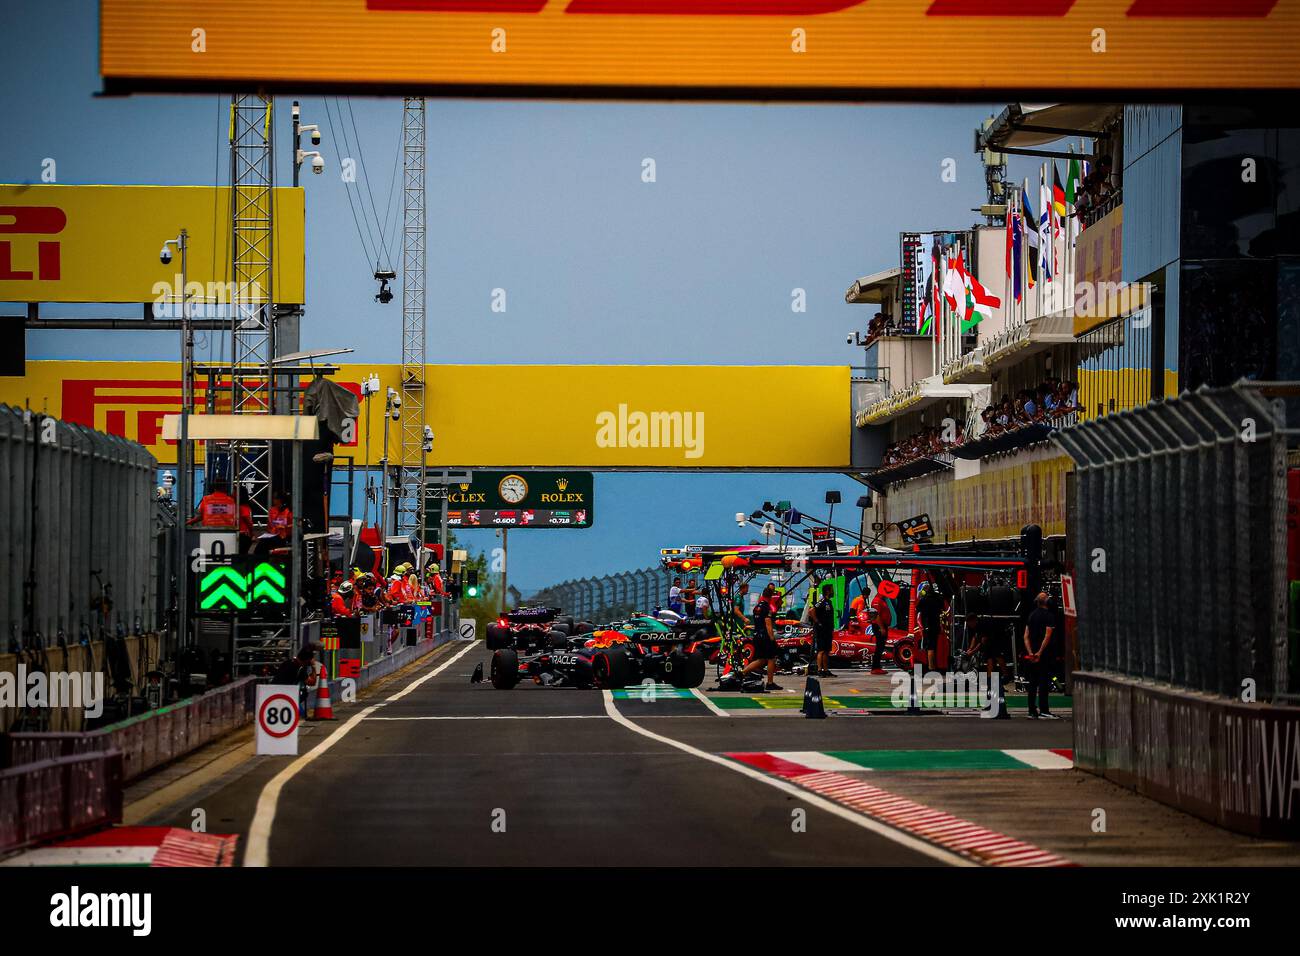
[498,474,529,504]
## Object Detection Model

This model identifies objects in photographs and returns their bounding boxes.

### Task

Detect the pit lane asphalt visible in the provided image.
[140,642,1071,866]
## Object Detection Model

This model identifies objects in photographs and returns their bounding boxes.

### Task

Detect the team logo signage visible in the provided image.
[0,185,305,304]
[427,470,594,529]
[100,0,1300,95]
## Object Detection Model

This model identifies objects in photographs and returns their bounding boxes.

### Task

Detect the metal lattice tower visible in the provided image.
[396,97,427,536]
[228,94,276,523]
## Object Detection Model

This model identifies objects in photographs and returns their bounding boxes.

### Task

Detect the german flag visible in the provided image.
[1052,164,1067,218]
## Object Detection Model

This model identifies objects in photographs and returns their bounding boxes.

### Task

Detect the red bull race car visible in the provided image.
[489,615,706,690]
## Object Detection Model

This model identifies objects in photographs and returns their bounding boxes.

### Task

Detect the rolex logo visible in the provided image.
[459,483,469,491]
[556,477,569,491]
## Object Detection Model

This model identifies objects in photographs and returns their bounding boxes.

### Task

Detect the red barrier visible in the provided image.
[2,677,257,782]
[0,750,123,854]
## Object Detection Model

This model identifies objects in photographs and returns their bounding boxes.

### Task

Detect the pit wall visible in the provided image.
[1073,671,1300,839]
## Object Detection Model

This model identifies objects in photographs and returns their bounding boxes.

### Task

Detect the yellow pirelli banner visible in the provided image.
[0,185,305,304]
[100,0,1300,95]
[1,361,850,469]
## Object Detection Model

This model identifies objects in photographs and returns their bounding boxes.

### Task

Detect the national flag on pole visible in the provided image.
[943,250,965,312]
[931,238,943,341]
[1004,191,1014,280]
[1065,155,1082,205]
[1039,172,1054,283]
[1022,183,1039,289]
[962,261,1001,332]
[1052,164,1067,218]
[1011,194,1024,303]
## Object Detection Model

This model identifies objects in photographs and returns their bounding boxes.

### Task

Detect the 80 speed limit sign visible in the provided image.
[256,685,301,755]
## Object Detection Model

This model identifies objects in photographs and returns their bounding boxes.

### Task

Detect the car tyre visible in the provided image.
[591,649,630,690]
[892,639,916,670]
[491,648,520,689]
[575,621,595,635]
[547,629,570,649]
[667,650,706,689]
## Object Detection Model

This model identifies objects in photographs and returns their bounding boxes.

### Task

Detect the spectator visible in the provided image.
[694,591,709,617]
[1023,592,1061,719]
[668,577,684,615]
[684,577,699,609]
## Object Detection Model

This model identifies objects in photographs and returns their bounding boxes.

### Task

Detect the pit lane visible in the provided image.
[135,640,1073,866]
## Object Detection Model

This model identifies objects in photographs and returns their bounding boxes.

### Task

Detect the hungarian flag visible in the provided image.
[1052,164,1067,218]
[943,250,966,312]
[962,262,1001,332]
[1022,184,1039,289]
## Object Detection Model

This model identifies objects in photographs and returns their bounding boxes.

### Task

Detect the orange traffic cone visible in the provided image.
[314,672,334,720]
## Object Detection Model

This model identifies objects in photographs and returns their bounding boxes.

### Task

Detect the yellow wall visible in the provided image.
[1,361,850,470]
[0,184,305,303]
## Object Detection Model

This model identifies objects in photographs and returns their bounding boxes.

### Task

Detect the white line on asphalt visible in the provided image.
[243,640,479,867]
[599,691,974,867]
[690,687,729,717]
[365,714,607,720]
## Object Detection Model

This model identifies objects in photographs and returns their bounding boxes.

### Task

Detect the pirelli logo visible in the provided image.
[368,0,1278,14]
[0,206,66,282]
[101,0,1299,94]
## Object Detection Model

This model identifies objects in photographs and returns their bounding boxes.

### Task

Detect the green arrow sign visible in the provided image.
[200,578,248,611]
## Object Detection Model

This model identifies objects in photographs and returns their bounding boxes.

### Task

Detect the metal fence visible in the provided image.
[1053,382,1293,701]
[1,676,257,782]
[0,405,159,649]
[532,565,677,623]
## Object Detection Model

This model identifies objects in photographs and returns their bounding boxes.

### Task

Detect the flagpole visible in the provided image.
[931,239,937,378]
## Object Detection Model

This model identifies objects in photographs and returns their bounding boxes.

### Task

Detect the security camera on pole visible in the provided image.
[380,387,402,536]
[160,229,190,654]
[291,101,325,188]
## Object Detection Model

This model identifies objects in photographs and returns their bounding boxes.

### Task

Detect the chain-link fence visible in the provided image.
[531,565,677,623]
[1053,382,1293,702]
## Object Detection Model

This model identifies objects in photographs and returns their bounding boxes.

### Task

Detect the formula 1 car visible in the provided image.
[773,621,918,671]
[489,622,706,690]
[484,606,593,652]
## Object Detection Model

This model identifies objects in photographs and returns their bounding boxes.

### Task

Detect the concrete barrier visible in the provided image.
[1074,671,1300,839]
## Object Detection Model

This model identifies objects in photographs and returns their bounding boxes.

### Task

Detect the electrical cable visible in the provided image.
[323,97,378,271]
[346,97,396,269]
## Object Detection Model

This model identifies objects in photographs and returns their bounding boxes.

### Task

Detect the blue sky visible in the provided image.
[2,1,1009,593]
